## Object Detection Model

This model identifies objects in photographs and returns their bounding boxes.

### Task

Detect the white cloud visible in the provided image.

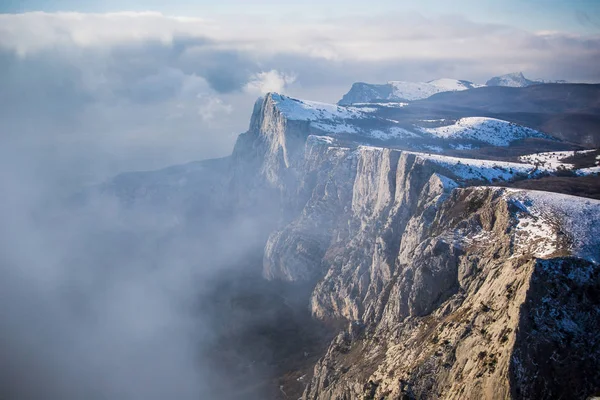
[1,11,599,74]
[197,94,233,122]
[244,70,297,94]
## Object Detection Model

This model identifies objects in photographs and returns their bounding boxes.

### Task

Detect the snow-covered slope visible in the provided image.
[505,189,600,263]
[519,150,580,169]
[419,117,549,146]
[268,93,417,138]
[406,150,537,182]
[519,150,599,176]
[273,94,366,121]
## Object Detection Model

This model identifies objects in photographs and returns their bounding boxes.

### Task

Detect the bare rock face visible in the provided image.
[511,257,600,399]
[299,187,600,400]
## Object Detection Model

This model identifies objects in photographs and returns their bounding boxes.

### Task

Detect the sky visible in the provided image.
[2,0,600,34]
[0,2,599,399]
[0,1,599,179]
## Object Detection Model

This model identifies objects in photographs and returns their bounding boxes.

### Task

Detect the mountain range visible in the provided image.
[84,81,600,399]
[338,72,570,105]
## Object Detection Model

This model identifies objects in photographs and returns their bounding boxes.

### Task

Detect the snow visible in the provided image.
[519,149,599,175]
[268,94,427,140]
[389,127,419,138]
[365,127,420,140]
[352,102,409,108]
[408,152,537,182]
[519,151,578,169]
[435,173,459,190]
[358,107,379,113]
[486,72,532,87]
[376,102,409,108]
[428,78,484,90]
[419,117,548,146]
[311,122,358,134]
[307,135,335,145]
[450,144,475,150]
[368,130,389,140]
[578,166,600,175]
[424,145,444,153]
[350,143,538,182]
[270,93,367,121]
[387,79,476,101]
[511,210,557,258]
[504,189,600,263]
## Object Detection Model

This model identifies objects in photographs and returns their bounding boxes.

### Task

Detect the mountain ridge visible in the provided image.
[339,72,572,105]
[92,87,600,399]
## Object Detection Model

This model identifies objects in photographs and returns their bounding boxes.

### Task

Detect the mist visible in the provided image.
[1,7,599,400]
[0,126,281,399]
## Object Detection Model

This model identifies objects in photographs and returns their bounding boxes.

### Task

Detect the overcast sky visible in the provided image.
[1,1,599,182]
[3,0,600,34]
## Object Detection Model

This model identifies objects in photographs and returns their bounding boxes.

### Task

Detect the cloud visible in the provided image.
[244,70,297,94]
[1,10,598,188]
[1,12,598,67]
[196,94,233,122]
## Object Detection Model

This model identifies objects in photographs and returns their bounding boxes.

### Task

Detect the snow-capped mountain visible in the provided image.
[485,72,536,87]
[338,78,481,104]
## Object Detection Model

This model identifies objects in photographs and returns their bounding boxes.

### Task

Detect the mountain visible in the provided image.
[408,83,600,147]
[486,72,570,87]
[93,89,600,399]
[338,79,481,104]
[339,73,571,105]
[485,72,536,87]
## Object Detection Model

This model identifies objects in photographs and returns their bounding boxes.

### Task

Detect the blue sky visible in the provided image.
[2,0,600,34]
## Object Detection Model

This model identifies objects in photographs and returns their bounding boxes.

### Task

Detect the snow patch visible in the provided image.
[270,93,366,121]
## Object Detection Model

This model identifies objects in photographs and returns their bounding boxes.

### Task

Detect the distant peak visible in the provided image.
[486,72,534,87]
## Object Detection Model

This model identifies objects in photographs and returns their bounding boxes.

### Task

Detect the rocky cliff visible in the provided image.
[104,92,600,399]
[234,94,600,399]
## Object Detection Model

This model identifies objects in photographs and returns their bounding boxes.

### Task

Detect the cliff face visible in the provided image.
[300,185,600,399]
